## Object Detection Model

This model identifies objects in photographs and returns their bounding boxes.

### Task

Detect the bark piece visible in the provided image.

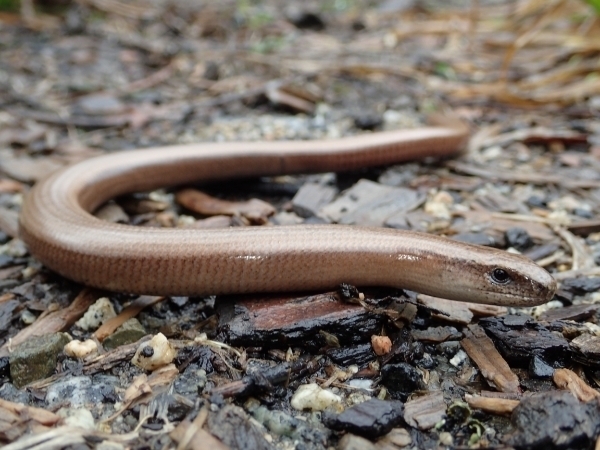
[571,334,600,367]
[216,291,385,350]
[380,362,426,401]
[505,391,600,449]
[403,391,446,430]
[323,398,404,439]
[411,326,462,343]
[461,325,520,393]
[417,295,506,324]
[478,315,570,368]
[539,304,599,322]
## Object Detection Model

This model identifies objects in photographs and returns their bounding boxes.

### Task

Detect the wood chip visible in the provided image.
[464,394,520,415]
[553,368,600,402]
[0,398,61,426]
[94,295,165,341]
[417,295,473,325]
[176,188,275,224]
[403,391,446,430]
[538,304,599,322]
[461,325,520,393]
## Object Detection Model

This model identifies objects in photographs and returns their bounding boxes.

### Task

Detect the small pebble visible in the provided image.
[505,227,533,251]
[337,433,376,450]
[290,383,342,411]
[371,335,392,356]
[132,333,176,371]
[379,428,412,447]
[450,350,468,367]
[57,407,95,430]
[20,309,36,325]
[64,339,99,359]
[75,297,116,331]
[439,431,454,446]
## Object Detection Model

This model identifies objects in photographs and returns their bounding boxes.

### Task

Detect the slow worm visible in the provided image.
[19,125,556,306]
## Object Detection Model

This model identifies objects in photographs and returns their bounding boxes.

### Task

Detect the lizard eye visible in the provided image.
[491,268,511,285]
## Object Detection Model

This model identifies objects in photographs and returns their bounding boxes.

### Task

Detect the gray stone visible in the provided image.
[319,179,423,226]
[9,333,71,388]
[292,177,338,218]
[102,318,146,350]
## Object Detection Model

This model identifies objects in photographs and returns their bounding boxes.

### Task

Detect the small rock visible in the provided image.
[103,318,147,350]
[529,355,554,378]
[354,114,383,131]
[64,339,99,359]
[292,178,338,218]
[380,363,425,401]
[286,6,325,30]
[291,383,342,411]
[452,232,500,247]
[505,227,533,251]
[75,94,125,116]
[338,433,376,450]
[438,431,454,446]
[45,376,93,407]
[319,179,423,226]
[378,427,412,447]
[9,333,71,388]
[57,407,95,430]
[132,333,176,371]
[371,335,392,356]
[324,399,404,439]
[450,349,468,367]
[75,297,116,331]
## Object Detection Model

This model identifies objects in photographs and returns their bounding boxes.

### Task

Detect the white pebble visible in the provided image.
[290,383,341,411]
[450,350,468,367]
[64,339,98,359]
[75,297,116,331]
[132,333,176,371]
[57,407,95,430]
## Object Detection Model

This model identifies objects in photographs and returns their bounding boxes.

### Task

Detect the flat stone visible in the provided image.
[292,175,338,218]
[9,333,71,388]
[319,179,424,226]
[103,318,147,350]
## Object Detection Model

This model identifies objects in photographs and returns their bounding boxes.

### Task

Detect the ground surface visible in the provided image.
[1,1,600,449]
